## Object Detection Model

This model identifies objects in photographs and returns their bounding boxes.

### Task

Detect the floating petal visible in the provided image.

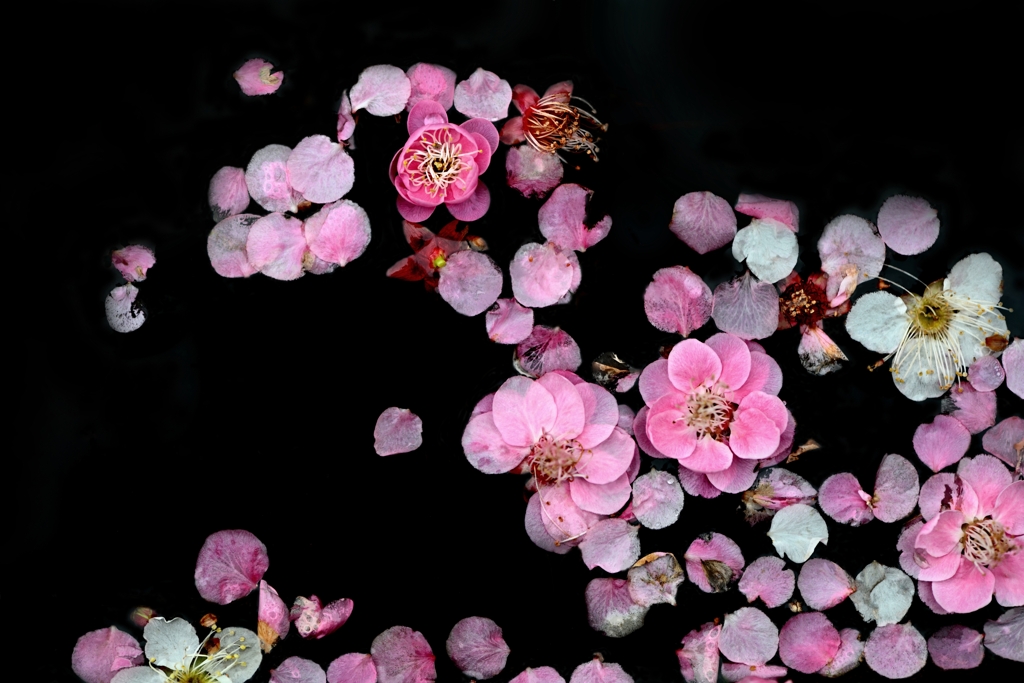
[1004,339,1024,399]
[578,518,641,572]
[336,91,356,142]
[270,657,326,683]
[514,326,581,377]
[982,416,1024,468]
[849,562,914,626]
[818,627,864,678]
[913,415,970,472]
[670,191,737,254]
[208,214,259,278]
[538,183,611,252]
[194,529,268,604]
[817,215,885,293]
[72,627,144,683]
[711,272,780,340]
[983,607,1024,663]
[631,470,685,529]
[374,407,423,456]
[245,144,302,213]
[968,355,1005,392]
[438,251,503,316]
[105,284,146,333]
[506,145,563,199]
[304,200,371,267]
[732,219,798,283]
[683,532,744,593]
[454,68,512,121]
[509,667,565,683]
[735,193,799,231]
[677,622,720,683]
[797,558,855,610]
[234,58,283,96]
[877,195,939,255]
[287,135,355,204]
[246,213,307,281]
[258,580,290,652]
[737,555,794,608]
[327,654,376,683]
[627,552,685,607]
[585,578,648,638]
[864,623,927,679]
[510,242,573,308]
[446,616,509,680]
[350,65,411,116]
[778,612,840,674]
[719,607,779,666]
[927,625,984,670]
[872,453,920,523]
[406,63,456,111]
[818,472,872,525]
[568,659,633,683]
[371,626,436,683]
[208,166,250,222]
[767,503,828,563]
[485,299,534,344]
[644,266,713,337]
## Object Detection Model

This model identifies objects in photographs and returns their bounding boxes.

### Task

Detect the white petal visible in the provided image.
[845,291,907,353]
[892,337,949,401]
[732,219,799,283]
[849,562,914,626]
[112,668,166,683]
[218,627,262,682]
[144,617,199,669]
[767,503,828,563]
[947,253,1003,303]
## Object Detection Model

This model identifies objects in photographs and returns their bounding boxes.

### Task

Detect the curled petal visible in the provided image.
[514,326,582,378]
[818,627,865,678]
[350,65,411,116]
[258,580,290,652]
[817,215,886,292]
[194,529,268,605]
[943,381,997,434]
[877,195,939,255]
[538,183,611,252]
[818,473,873,525]
[711,272,780,340]
[767,503,828,563]
[627,552,685,606]
[677,622,721,683]
[446,182,491,222]
[234,58,283,96]
[669,191,737,254]
[734,193,799,231]
[683,532,744,593]
[209,167,250,222]
[336,90,356,142]
[913,415,971,472]
[105,284,146,333]
[643,266,713,337]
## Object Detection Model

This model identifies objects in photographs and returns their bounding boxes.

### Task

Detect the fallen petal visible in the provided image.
[454,68,512,121]
[677,622,721,683]
[631,470,685,529]
[627,552,685,607]
[778,612,841,674]
[485,298,534,344]
[105,284,146,333]
[438,251,503,316]
[711,272,780,340]
[719,607,779,666]
[538,183,611,252]
[737,555,795,608]
[796,558,855,610]
[927,625,984,670]
[72,627,144,683]
[374,407,423,456]
[208,214,259,278]
[578,518,641,572]
[350,65,411,116]
[270,657,326,683]
[818,627,864,677]
[864,623,927,679]
[370,626,436,683]
[445,616,509,680]
[287,135,355,204]
[194,529,269,605]
[732,219,799,283]
[670,191,737,254]
[982,416,1024,468]
[246,213,307,281]
[734,193,799,231]
[510,242,573,308]
[514,326,582,377]
[983,607,1024,663]
[913,415,971,472]
[303,200,371,267]
[683,532,744,593]
[234,58,283,96]
[877,195,939,255]
[817,215,886,294]
[585,578,648,638]
[258,580,290,652]
[509,667,565,683]
[849,561,914,626]
[872,453,920,523]
[506,144,563,199]
[406,63,456,111]
[818,472,873,526]
[1003,339,1024,399]
[767,504,828,563]
[327,654,376,683]
[568,658,633,683]
[245,144,302,214]
[644,266,713,337]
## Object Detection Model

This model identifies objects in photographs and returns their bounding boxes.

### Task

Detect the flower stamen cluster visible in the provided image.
[962,517,1014,569]
[403,127,474,197]
[528,434,586,486]
[683,390,733,439]
[523,94,607,160]
[779,279,830,328]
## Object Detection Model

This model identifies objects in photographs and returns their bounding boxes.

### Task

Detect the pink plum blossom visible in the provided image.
[327,654,376,683]
[290,596,353,639]
[585,578,648,637]
[631,469,685,529]
[270,657,326,683]
[370,626,436,683]
[390,100,497,222]
[72,627,144,683]
[711,272,781,340]
[816,214,886,298]
[738,555,795,608]
[505,144,563,198]
[486,298,534,344]
[569,658,633,683]
[445,616,509,679]
[208,214,260,278]
[538,183,612,252]
[796,558,855,610]
[500,81,605,159]
[194,529,268,605]
[245,144,304,214]
[373,407,423,456]
[258,580,290,652]
[406,63,456,111]
[234,58,283,96]
[510,241,580,308]
[111,245,156,283]
[735,193,799,232]
[627,552,685,606]
[677,622,721,683]
[684,532,745,593]
[927,625,984,670]
[643,266,713,337]
[877,195,940,255]
[719,607,779,666]
[818,453,919,525]
[942,381,997,434]
[732,218,798,283]
[514,326,582,377]
[105,284,146,333]
[209,167,250,221]
[454,68,512,121]
[983,607,1024,663]
[1004,338,1024,399]
[864,623,927,679]
[437,250,503,316]
[982,416,1024,469]
[767,503,828,563]
[287,135,355,204]
[913,414,970,472]
[778,612,840,674]
[669,191,737,254]
[742,467,817,524]
[350,65,411,116]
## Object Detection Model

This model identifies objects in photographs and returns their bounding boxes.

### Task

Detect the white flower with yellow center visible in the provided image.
[110,618,261,683]
[846,253,1010,400]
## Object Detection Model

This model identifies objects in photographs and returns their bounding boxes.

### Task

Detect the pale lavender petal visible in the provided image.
[734,193,799,231]
[110,667,163,683]
[927,625,984,670]
[406,63,456,111]
[983,607,1024,663]
[768,504,828,563]
[538,183,611,252]
[509,667,565,683]
[208,214,259,278]
[670,191,737,254]
[914,415,971,472]
[258,580,290,652]
[850,561,914,626]
[234,58,283,96]
[445,616,509,680]
[818,472,873,525]
[711,272,780,340]
[578,518,641,572]
[942,381,996,434]
[720,664,788,683]
[969,355,1005,391]
[105,284,146,333]
[370,626,436,683]
[631,469,685,529]
[585,578,648,638]
[143,618,199,669]
[738,555,794,608]
[872,453,920,523]
[677,622,721,683]
[982,416,1024,468]
[350,65,411,116]
[209,166,250,221]
[245,144,302,213]
[510,242,573,308]
[719,607,779,666]
[778,612,841,674]
[485,298,534,344]
[568,659,633,683]
[374,407,423,456]
[817,215,886,290]
[732,218,799,283]
[1003,339,1024,399]
[287,135,355,204]
[506,144,563,199]
[864,623,927,679]
[617,404,635,435]
[627,552,685,607]
[797,558,855,610]
[72,627,144,683]
[514,325,581,377]
[304,200,371,267]
[643,266,713,337]
[194,529,268,604]
[327,654,376,683]
[877,195,939,255]
[246,213,307,280]
[684,532,744,593]
[336,91,356,142]
[818,627,865,678]
[438,251,503,316]
[454,68,512,121]
[270,657,326,683]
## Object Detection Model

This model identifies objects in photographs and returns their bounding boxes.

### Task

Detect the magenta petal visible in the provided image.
[350,65,411,116]
[246,213,307,280]
[818,627,865,677]
[510,242,573,308]
[270,657,327,683]
[737,555,795,608]
[406,100,448,135]
[927,625,984,670]
[734,193,799,231]
[509,667,566,683]
[336,91,356,142]
[445,617,509,680]
[258,580,290,651]
[437,250,502,316]
[406,63,456,111]
[719,607,779,666]
[684,532,744,593]
[816,214,886,290]
[72,627,144,683]
[711,272,781,340]
[877,195,940,255]
[627,552,685,607]
[287,135,355,204]
[797,558,855,610]
[943,381,997,434]
[568,659,633,683]
[327,654,376,683]
[778,612,841,674]
[105,284,146,333]
[246,144,302,213]
[396,195,436,223]
[669,191,737,254]
[371,626,436,683]
[111,245,155,283]
[208,214,259,278]
[234,58,283,96]
[454,68,512,121]
[485,298,534,344]
[644,266,713,337]
[505,145,563,199]
[446,182,491,222]
[818,473,873,525]
[209,166,250,221]
[304,200,371,266]
[585,578,648,638]
[514,325,582,377]
[194,529,269,605]
[913,415,971,472]
[729,407,780,460]
[373,407,423,456]
[538,183,611,252]
[982,415,1024,467]
[677,622,721,683]
[864,623,927,679]
[872,453,920,523]
[461,119,500,157]
[631,470,685,529]
[578,518,641,572]
[983,607,1024,663]
[1003,338,1024,399]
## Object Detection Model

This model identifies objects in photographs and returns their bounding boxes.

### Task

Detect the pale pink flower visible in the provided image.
[234,58,283,96]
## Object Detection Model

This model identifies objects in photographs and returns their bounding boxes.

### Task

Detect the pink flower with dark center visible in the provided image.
[776,271,853,375]
[500,81,607,161]
[389,100,497,223]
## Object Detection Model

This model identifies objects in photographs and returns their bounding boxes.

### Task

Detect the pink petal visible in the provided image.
[246,144,302,213]
[585,578,649,638]
[437,251,502,316]
[336,91,356,142]
[537,483,601,545]
[510,242,573,308]
[705,333,753,393]
[918,580,949,614]
[405,100,448,135]
[1004,339,1024,399]
[931,557,995,612]
[627,552,685,606]
[942,381,997,434]
[270,657,327,683]
[818,627,865,677]
[460,119,500,158]
[524,492,571,554]
[538,184,611,252]
[492,376,557,447]
[462,412,529,474]
[818,473,873,525]
[742,467,817,522]
[797,558,855,610]
[683,436,735,473]
[877,195,939,255]
[485,298,534,344]
[370,626,436,683]
[667,338,723,391]
[849,561,914,626]
[983,415,1024,468]
[287,136,355,204]
[194,529,269,604]
[105,284,146,333]
[208,214,259,278]
[711,272,781,340]
[678,467,722,499]
[737,555,795,608]
[246,213,307,281]
[916,509,965,557]
[918,472,979,521]
[983,607,1024,663]
[258,580,290,652]
[617,404,635,435]
[405,63,456,111]
[778,612,841,673]
[509,667,565,683]
[669,191,737,254]
[327,654,377,683]
[631,469,685,529]
[957,454,1012,515]
[72,627,144,683]
[111,245,156,283]
[816,215,886,291]
[927,625,984,670]
[677,622,721,683]
[729,407,781,461]
[350,65,411,116]
[511,84,540,113]
[720,664,788,683]
[499,116,526,145]
[568,659,633,683]
[719,607,779,666]
[569,474,631,514]
[644,266,713,337]
[396,195,436,223]
[872,453,920,523]
[290,595,354,639]
[864,623,927,679]
[446,182,491,222]
[632,406,670,459]
[968,355,1005,391]
[575,382,619,449]
[209,166,250,221]
[993,480,1024,534]
[896,519,926,578]
[445,617,509,680]
[304,200,371,266]
[638,358,674,405]
[373,407,423,456]
[505,144,563,199]
[684,532,745,593]
[705,457,759,494]
[514,326,582,377]
[578,518,641,572]
[454,68,512,121]
[734,193,799,232]
[913,415,971,472]
[535,371,590,441]
[234,58,283,96]
[994,556,1023,608]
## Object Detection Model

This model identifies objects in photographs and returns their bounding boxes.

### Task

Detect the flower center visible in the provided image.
[962,517,1013,567]
[684,389,734,439]
[403,127,473,197]
[907,289,953,336]
[779,281,830,327]
[523,94,607,160]
[529,434,584,486]
[169,673,216,683]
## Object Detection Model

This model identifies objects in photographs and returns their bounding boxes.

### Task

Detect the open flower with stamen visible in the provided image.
[107,617,261,683]
[777,271,853,375]
[500,81,607,161]
[846,253,1010,400]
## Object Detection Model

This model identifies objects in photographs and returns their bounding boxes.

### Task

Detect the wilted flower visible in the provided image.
[500,81,607,161]
[777,271,854,375]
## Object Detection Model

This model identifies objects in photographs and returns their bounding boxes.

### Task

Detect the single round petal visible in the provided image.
[1003,338,1024,399]
[105,284,146,333]
[669,191,737,254]
[983,607,1024,663]
[864,623,927,679]
[406,63,456,111]
[246,144,302,213]
[849,561,914,626]
[682,436,734,473]
[667,339,723,392]
[246,213,307,281]
[514,326,582,377]
[872,453,920,523]
[575,382,619,449]
[143,618,199,669]
[982,416,1024,468]
[537,483,601,544]
[510,242,573,308]
[797,558,856,610]
[778,612,841,674]
[370,626,436,683]
[738,555,795,608]
[705,457,759,494]
[638,358,673,405]
[947,252,1003,303]
[818,472,873,525]
[914,415,971,472]
[711,272,780,340]
[585,578,648,638]
[968,355,1005,391]
[845,291,907,354]
[287,135,355,204]
[631,469,685,529]
[927,625,984,670]
[578,518,641,572]
[304,200,371,267]
[446,617,509,680]
[374,407,423,456]
[454,68,512,121]
[915,509,966,558]
[350,65,411,116]
[524,492,571,554]
[72,627,144,683]
[767,503,828,563]
[194,529,269,604]
[327,654,376,683]
[270,657,327,683]
[574,426,635,484]
[732,218,799,283]
[644,266,713,338]
[877,195,940,255]
[993,480,1024,535]
[462,412,529,474]
[735,193,799,231]
[234,58,283,96]
[208,214,259,278]
[505,144,563,199]
[719,607,779,666]
[209,166,250,221]
[485,298,534,344]
[438,250,502,317]
[817,214,886,289]
[729,407,781,460]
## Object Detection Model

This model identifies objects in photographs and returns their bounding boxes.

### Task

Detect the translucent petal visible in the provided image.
[72,627,144,683]
[767,503,828,563]
[538,183,611,252]
[514,326,582,377]
[864,623,927,679]
[631,470,685,529]
[143,618,198,669]
[677,622,721,683]
[194,529,269,605]
[732,218,799,283]
[246,213,307,281]
[454,68,512,121]
[627,552,685,607]
[967,355,1005,392]
[947,252,1003,303]
[445,616,509,680]
[111,244,156,283]
[258,580,290,652]
[208,214,259,278]
[982,416,1024,468]
[778,612,840,674]
[845,291,907,354]
[683,532,744,593]
[438,251,503,317]
[568,659,633,683]
[818,628,864,678]
[327,654,376,683]
[270,657,326,683]
[817,215,885,289]
[578,518,641,572]
[719,607,779,666]
[644,266,713,337]
[304,200,371,267]
[505,145,562,199]
[711,272,780,340]
[245,144,302,214]
[927,625,984,670]
[872,453,920,523]
[913,415,970,472]
[350,65,411,116]
[1003,339,1024,399]
[373,407,423,456]
[983,607,1024,663]
[370,626,435,683]
[797,558,855,610]
[669,191,737,254]
[336,91,356,142]
[485,298,534,344]
[734,193,799,231]
[877,195,939,255]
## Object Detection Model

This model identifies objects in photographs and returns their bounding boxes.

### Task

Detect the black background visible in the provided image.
[15,1,1024,681]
